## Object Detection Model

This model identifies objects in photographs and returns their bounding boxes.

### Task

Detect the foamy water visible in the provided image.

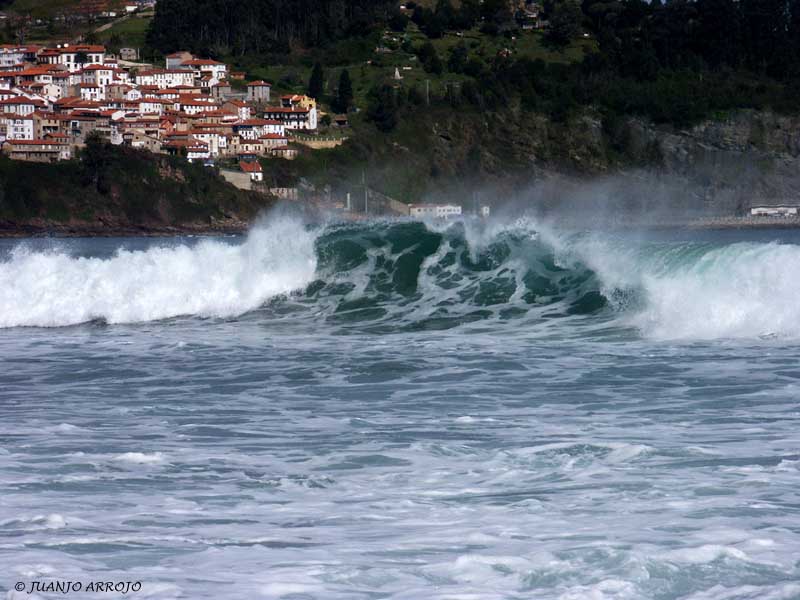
[1,218,799,599]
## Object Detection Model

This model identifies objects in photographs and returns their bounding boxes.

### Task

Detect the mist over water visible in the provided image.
[1,215,799,599]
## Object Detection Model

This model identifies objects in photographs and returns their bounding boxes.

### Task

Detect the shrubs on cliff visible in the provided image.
[0,142,272,230]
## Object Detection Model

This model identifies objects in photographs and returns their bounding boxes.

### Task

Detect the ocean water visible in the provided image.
[1,215,799,600]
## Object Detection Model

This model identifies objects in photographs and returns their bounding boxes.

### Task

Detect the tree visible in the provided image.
[408,85,424,105]
[418,41,443,74]
[389,12,409,32]
[448,42,469,73]
[81,132,111,194]
[366,84,399,132]
[75,51,89,65]
[456,0,481,29]
[308,62,324,100]
[334,69,354,113]
[545,0,583,49]
[146,0,396,56]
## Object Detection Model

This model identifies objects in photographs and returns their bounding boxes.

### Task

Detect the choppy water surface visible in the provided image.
[1,217,799,600]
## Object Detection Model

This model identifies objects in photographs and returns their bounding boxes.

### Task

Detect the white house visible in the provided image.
[180,59,227,81]
[240,160,263,182]
[138,98,165,114]
[408,204,462,219]
[0,46,25,68]
[0,96,44,115]
[751,206,799,217]
[38,44,106,73]
[247,80,271,104]
[3,115,34,140]
[261,106,317,130]
[81,65,116,88]
[234,118,284,140]
[165,51,194,70]
[223,99,250,121]
[79,84,103,102]
[190,129,227,156]
[186,139,210,162]
[135,69,195,89]
[177,95,217,115]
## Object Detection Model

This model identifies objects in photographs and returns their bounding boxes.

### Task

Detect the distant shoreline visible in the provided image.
[1,216,800,238]
[0,223,250,238]
[686,216,800,230]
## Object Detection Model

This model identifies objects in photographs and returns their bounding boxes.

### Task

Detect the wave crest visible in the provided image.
[0,215,317,327]
[3,214,799,341]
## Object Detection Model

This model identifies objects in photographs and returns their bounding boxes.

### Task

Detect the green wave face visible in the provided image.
[291,221,611,331]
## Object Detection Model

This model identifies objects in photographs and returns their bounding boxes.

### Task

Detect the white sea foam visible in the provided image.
[0,214,317,328]
[114,452,165,464]
[543,223,800,340]
[628,243,800,340]
[660,544,750,564]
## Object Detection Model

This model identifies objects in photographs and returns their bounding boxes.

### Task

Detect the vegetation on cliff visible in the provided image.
[144,0,800,204]
[0,136,274,234]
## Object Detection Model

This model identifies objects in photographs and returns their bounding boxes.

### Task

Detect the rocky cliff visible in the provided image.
[399,105,800,219]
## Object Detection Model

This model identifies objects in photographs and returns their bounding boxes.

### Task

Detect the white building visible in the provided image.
[0,96,44,115]
[0,46,24,68]
[138,98,165,114]
[165,51,194,70]
[81,65,116,88]
[190,129,228,156]
[79,84,103,102]
[234,118,285,140]
[240,160,263,182]
[3,115,34,140]
[180,59,228,81]
[38,44,106,73]
[751,206,799,217]
[224,99,250,121]
[135,69,195,89]
[177,96,217,115]
[408,204,462,219]
[247,80,271,104]
[261,106,317,131]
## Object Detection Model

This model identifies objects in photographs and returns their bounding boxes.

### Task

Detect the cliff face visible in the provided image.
[628,111,800,213]
[416,106,800,215]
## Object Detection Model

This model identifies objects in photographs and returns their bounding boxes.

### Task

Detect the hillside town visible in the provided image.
[0,41,486,218]
[0,43,319,177]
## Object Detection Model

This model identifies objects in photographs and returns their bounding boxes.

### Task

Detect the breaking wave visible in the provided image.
[1,213,799,340]
[0,215,317,328]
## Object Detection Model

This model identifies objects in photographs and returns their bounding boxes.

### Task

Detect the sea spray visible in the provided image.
[0,214,317,327]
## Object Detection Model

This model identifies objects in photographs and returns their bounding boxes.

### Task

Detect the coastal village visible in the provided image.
[0,0,557,219]
[0,41,325,192]
[0,35,472,218]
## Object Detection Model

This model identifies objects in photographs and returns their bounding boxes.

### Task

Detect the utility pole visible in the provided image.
[425,79,430,106]
[363,170,368,215]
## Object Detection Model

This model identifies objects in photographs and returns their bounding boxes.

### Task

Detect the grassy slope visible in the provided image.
[235,22,593,108]
[97,14,152,49]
